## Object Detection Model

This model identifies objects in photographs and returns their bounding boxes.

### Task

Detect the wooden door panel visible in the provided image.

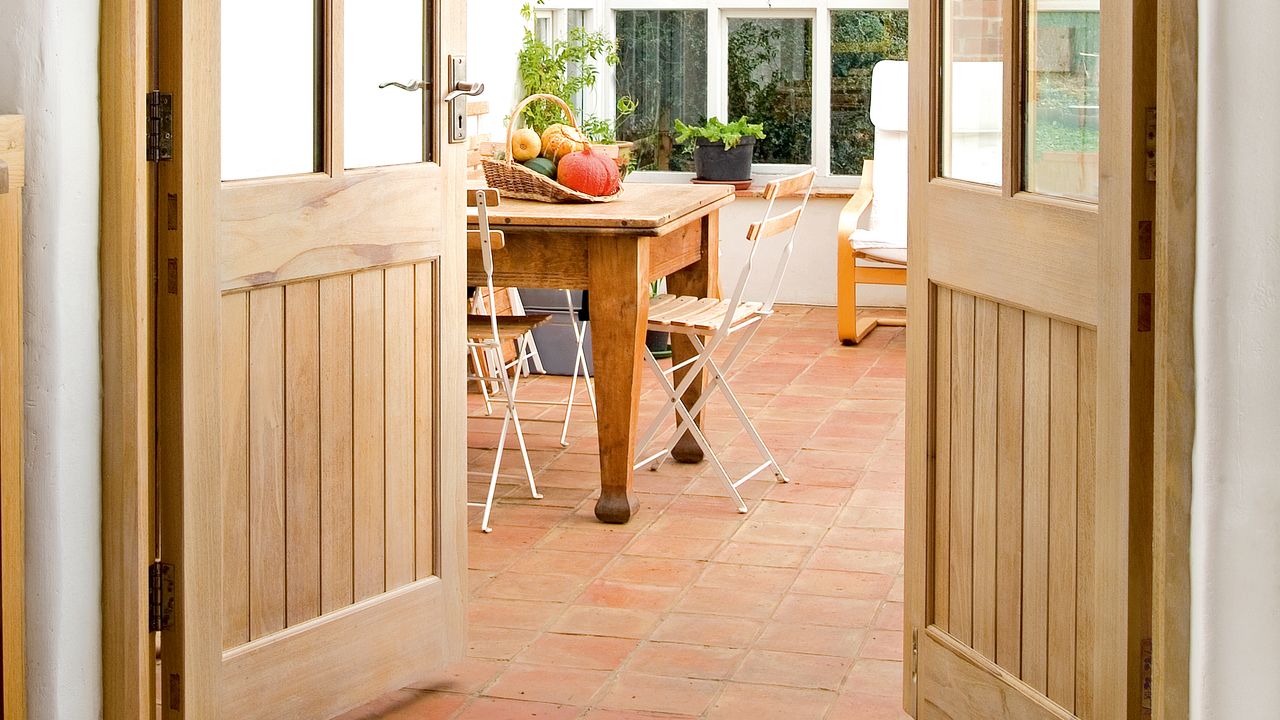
[220,580,447,720]
[927,287,1097,714]
[220,262,440,650]
[919,628,1072,720]
[220,167,443,292]
[925,184,1098,328]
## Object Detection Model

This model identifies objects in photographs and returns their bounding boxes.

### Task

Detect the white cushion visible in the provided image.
[857,246,908,266]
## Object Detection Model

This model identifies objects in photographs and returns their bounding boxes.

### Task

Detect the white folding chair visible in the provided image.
[634,169,817,512]
[472,289,598,448]
[466,188,552,533]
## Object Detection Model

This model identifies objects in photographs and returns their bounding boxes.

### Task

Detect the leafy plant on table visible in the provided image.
[517,1,637,139]
[673,116,766,152]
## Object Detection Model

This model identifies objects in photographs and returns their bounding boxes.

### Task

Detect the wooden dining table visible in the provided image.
[467,183,735,524]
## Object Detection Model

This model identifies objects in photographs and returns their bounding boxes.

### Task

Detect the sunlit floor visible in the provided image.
[340,305,910,720]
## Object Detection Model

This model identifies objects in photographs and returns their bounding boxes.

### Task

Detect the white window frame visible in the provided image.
[602,0,908,185]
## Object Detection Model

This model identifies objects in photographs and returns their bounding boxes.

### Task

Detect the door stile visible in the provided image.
[434,0,469,664]
[100,0,158,716]
[155,0,223,716]
[1095,0,1157,714]
[904,0,938,714]
[325,0,345,177]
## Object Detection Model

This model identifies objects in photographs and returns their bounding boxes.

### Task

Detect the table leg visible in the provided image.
[665,212,719,464]
[588,234,649,524]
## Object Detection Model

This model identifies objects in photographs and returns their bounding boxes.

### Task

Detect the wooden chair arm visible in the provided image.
[837,160,875,247]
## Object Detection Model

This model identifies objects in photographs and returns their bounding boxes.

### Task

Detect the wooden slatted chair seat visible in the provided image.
[467,313,552,341]
[633,168,816,514]
[647,294,764,332]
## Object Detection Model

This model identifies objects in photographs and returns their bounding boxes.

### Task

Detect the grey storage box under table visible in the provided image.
[519,289,593,377]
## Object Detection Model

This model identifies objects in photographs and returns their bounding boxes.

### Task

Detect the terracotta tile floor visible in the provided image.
[342,306,909,720]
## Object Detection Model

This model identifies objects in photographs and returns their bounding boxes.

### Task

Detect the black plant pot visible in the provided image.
[693,137,755,182]
[645,330,672,360]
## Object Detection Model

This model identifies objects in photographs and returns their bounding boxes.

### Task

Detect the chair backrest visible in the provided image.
[726,168,817,321]
[866,60,909,246]
[468,188,507,339]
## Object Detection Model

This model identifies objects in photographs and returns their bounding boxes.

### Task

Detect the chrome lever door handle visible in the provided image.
[378,79,430,92]
[444,81,485,102]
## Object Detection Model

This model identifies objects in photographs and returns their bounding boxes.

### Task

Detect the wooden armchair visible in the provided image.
[837,60,909,345]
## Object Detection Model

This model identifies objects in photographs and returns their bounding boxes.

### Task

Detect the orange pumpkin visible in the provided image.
[540,123,588,162]
[557,144,621,197]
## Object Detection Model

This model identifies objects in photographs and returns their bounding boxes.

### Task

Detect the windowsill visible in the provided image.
[732,184,859,200]
[627,171,862,200]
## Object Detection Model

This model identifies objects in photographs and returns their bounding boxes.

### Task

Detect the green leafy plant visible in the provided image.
[580,96,638,144]
[517,1,637,139]
[673,117,766,151]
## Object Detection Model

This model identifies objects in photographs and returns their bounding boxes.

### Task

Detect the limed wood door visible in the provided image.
[904,0,1154,718]
[155,2,468,718]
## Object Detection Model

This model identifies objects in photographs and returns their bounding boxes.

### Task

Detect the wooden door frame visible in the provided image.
[2,114,27,720]
[101,0,156,717]
[100,1,470,718]
[902,0,1195,717]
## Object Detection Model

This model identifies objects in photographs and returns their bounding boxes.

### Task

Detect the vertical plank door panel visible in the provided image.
[384,265,416,591]
[995,305,1025,674]
[249,286,287,640]
[1021,313,1051,692]
[414,262,437,580]
[949,291,976,644]
[1075,329,1098,715]
[319,274,355,614]
[353,269,387,602]
[933,286,953,631]
[221,292,251,648]
[1047,319,1079,710]
[972,297,999,660]
[285,281,322,626]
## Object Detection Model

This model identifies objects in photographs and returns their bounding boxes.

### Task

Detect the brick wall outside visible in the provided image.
[949,0,1003,61]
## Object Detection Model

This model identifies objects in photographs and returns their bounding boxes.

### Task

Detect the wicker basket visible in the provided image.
[482,94,622,204]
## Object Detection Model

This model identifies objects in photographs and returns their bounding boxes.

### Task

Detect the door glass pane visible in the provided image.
[830,10,909,176]
[222,0,320,181]
[615,10,709,173]
[345,1,427,169]
[940,0,1004,185]
[728,17,813,165]
[1024,2,1100,202]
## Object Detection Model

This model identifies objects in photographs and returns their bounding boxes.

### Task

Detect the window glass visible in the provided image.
[568,10,591,114]
[728,17,813,165]
[615,10,709,172]
[344,1,428,169]
[830,10,909,175]
[1024,3,1100,201]
[940,0,1004,185]
[222,0,320,181]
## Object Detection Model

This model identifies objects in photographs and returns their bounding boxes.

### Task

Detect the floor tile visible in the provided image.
[483,664,612,706]
[515,633,640,671]
[704,683,836,720]
[595,672,722,716]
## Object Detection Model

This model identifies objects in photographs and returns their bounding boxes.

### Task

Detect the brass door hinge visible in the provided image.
[1141,638,1154,714]
[147,92,174,162]
[1145,108,1157,182]
[149,561,176,632]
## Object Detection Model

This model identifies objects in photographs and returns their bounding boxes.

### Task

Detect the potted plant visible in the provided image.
[517,1,638,178]
[674,116,767,183]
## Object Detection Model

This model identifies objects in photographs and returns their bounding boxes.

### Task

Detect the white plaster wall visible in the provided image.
[0,0,104,717]
[1192,0,1280,718]
[468,0,526,139]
